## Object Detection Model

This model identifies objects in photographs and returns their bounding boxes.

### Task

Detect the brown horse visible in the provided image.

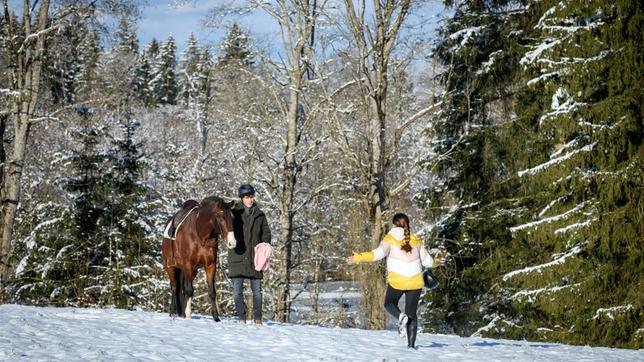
[162,196,236,321]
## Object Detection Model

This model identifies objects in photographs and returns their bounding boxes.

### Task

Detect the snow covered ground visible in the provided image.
[1,304,641,361]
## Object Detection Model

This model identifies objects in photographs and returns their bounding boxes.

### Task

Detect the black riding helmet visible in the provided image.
[238,184,256,198]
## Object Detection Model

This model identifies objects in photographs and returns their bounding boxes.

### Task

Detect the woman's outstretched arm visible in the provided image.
[346,242,391,264]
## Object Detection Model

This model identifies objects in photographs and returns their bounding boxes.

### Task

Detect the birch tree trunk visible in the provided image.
[271,0,318,322]
[275,73,302,321]
[0,0,51,298]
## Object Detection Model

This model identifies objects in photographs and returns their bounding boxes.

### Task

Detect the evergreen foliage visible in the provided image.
[114,16,139,54]
[100,111,165,309]
[42,22,88,105]
[8,106,111,306]
[75,28,101,96]
[149,36,178,105]
[178,33,202,106]
[133,39,160,107]
[219,23,254,67]
[7,107,165,310]
[421,0,643,349]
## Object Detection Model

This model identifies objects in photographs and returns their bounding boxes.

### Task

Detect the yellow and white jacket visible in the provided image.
[353,227,435,290]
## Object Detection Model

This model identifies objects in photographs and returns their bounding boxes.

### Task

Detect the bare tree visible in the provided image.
[335,0,440,329]
[250,0,331,323]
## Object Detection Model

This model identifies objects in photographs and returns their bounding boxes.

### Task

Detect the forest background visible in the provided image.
[0,0,641,349]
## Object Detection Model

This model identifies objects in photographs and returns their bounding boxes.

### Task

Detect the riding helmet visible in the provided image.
[238,184,256,197]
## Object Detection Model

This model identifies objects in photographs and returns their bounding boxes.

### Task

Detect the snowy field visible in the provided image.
[1,304,642,361]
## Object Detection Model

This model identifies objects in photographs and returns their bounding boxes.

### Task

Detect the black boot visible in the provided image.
[406,317,418,349]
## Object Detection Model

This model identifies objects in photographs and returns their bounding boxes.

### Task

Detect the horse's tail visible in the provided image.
[174,267,184,316]
[174,267,182,291]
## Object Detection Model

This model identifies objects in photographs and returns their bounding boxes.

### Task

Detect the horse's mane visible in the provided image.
[201,196,232,208]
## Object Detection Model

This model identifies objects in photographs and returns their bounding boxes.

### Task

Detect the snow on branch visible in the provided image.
[520,38,561,66]
[15,256,29,277]
[517,142,596,178]
[510,283,581,302]
[537,5,605,33]
[503,245,583,282]
[550,138,580,159]
[0,88,21,97]
[592,305,633,320]
[24,217,64,249]
[476,50,502,75]
[509,202,592,232]
[56,244,75,259]
[554,218,596,234]
[470,314,518,337]
[527,70,565,86]
[536,50,611,68]
[538,195,568,217]
[538,87,586,126]
[449,26,485,50]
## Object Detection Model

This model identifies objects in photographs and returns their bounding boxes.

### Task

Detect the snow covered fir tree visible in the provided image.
[0,0,640,350]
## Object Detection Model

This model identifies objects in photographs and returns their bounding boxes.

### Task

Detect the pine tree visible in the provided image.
[133,39,160,107]
[419,0,516,337]
[197,46,214,98]
[218,23,253,67]
[100,110,164,309]
[423,0,643,349]
[7,106,111,306]
[75,27,101,97]
[114,16,139,54]
[149,36,178,105]
[178,33,201,106]
[42,22,87,105]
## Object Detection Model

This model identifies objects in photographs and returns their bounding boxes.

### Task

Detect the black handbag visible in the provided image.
[423,269,440,290]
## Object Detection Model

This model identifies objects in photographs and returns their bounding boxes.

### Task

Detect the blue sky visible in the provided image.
[139,1,448,55]
[138,1,281,53]
[7,0,447,56]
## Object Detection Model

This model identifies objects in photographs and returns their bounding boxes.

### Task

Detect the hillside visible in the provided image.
[1,304,641,361]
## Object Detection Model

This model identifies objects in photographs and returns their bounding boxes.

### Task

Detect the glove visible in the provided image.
[226,232,237,249]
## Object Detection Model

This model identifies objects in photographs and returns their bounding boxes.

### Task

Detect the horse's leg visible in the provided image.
[205,263,220,322]
[165,266,178,317]
[182,269,194,319]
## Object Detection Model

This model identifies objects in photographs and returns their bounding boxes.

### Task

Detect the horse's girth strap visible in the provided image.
[175,206,198,237]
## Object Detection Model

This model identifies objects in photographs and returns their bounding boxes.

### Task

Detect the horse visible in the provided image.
[162,196,236,321]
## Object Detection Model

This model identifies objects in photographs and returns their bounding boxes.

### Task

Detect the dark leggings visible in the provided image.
[384,285,421,319]
[384,285,421,348]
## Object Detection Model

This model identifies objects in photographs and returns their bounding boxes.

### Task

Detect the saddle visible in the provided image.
[163,200,200,240]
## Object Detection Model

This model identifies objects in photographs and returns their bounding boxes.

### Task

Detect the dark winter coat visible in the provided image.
[227,201,271,279]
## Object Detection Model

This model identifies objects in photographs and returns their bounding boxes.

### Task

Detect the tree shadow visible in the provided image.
[471,340,555,349]
[417,341,450,349]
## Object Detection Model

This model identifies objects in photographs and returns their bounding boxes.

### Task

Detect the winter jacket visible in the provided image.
[353,227,435,290]
[227,201,272,279]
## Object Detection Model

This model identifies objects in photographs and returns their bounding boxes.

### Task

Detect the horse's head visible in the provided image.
[201,196,236,249]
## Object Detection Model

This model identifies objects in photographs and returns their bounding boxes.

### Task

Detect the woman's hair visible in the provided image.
[392,213,412,253]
